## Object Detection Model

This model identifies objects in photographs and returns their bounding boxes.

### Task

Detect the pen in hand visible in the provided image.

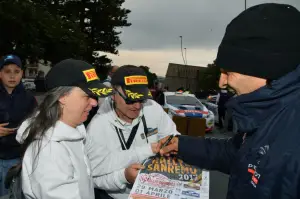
[156,135,174,156]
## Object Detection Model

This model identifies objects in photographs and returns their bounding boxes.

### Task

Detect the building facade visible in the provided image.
[164,63,207,93]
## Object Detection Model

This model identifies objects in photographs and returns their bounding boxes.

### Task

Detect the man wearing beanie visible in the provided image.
[158,3,300,199]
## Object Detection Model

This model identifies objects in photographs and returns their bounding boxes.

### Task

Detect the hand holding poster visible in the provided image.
[129,156,209,199]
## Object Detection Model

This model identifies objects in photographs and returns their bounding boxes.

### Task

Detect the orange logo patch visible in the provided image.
[124,76,148,85]
[83,69,99,82]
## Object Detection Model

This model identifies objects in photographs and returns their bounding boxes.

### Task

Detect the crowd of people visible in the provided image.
[0,3,300,199]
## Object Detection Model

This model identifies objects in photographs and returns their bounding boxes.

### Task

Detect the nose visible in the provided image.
[219,73,228,88]
[132,101,142,109]
[89,98,98,107]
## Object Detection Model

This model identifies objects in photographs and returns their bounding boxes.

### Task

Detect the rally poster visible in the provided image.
[129,156,209,199]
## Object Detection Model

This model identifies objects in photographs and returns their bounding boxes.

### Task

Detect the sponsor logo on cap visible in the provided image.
[83,69,99,82]
[125,89,144,99]
[88,88,113,96]
[124,75,148,85]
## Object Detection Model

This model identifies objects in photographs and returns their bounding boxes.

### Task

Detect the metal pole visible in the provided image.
[245,0,247,10]
[180,36,186,65]
[184,48,187,65]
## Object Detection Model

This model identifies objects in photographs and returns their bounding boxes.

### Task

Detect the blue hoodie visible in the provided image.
[178,65,300,198]
[0,82,37,159]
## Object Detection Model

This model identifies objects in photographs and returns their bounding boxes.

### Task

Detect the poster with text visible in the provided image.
[129,156,209,199]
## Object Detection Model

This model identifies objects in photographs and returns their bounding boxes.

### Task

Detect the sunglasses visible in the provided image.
[114,88,146,105]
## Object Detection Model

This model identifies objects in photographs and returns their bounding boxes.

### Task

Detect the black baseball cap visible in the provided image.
[0,55,22,69]
[111,65,152,101]
[45,59,113,97]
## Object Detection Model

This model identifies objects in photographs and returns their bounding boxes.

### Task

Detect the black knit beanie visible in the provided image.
[216,3,300,80]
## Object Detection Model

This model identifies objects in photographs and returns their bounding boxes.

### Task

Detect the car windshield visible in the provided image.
[166,95,203,107]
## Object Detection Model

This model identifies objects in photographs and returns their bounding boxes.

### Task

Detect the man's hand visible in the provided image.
[0,123,17,137]
[157,135,179,156]
[125,163,144,184]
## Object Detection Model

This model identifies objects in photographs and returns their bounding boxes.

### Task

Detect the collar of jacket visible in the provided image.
[0,82,25,96]
[17,119,86,144]
[226,64,300,133]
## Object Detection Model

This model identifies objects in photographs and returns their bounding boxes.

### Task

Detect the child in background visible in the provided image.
[0,55,37,196]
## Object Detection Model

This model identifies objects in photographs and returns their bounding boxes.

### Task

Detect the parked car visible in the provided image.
[160,91,215,132]
[22,78,36,90]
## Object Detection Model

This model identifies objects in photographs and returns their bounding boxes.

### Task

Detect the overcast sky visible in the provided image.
[104,0,300,76]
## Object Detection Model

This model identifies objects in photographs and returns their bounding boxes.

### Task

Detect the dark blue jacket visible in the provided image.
[0,83,37,159]
[179,65,300,199]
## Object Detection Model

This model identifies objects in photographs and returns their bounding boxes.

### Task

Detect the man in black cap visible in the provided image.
[158,3,300,198]
[86,65,179,199]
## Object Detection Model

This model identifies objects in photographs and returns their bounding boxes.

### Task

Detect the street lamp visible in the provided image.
[179,36,186,65]
[184,48,187,65]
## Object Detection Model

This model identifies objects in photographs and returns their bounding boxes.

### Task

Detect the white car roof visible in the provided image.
[163,91,196,97]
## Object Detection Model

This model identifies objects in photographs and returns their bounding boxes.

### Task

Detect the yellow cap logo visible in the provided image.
[124,75,148,85]
[89,88,113,96]
[83,69,99,82]
[125,90,144,99]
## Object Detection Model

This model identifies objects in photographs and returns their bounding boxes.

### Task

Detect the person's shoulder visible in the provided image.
[145,99,161,107]
[143,99,164,114]
[23,140,73,176]
[16,85,34,97]
[87,109,110,131]
[90,110,109,122]
[22,90,37,106]
[24,140,70,162]
[9,85,35,104]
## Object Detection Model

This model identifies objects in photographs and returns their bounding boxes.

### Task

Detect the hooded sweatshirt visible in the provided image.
[178,64,300,199]
[16,119,94,199]
[86,98,179,199]
[0,83,36,159]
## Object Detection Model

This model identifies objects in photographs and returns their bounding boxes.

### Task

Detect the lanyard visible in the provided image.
[115,115,148,150]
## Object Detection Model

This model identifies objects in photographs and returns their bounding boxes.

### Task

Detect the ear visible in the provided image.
[59,95,67,105]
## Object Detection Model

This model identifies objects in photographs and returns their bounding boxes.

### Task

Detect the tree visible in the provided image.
[91,52,112,81]
[0,0,131,70]
[63,0,131,66]
[139,66,158,88]
[0,0,87,64]
[198,60,220,91]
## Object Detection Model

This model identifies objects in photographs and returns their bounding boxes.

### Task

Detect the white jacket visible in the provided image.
[86,98,179,199]
[16,120,94,199]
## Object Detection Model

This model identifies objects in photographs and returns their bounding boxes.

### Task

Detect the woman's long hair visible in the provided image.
[22,86,74,160]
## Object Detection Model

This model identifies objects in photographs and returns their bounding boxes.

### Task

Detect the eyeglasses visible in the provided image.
[114,88,146,105]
